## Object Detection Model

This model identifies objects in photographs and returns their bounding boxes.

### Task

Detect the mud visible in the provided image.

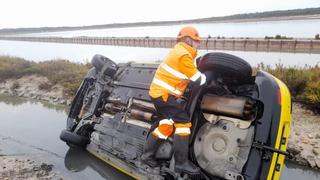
[0,155,59,180]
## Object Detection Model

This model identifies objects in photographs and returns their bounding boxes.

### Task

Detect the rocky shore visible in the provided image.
[0,156,59,180]
[287,103,320,169]
[0,75,71,105]
[0,75,320,170]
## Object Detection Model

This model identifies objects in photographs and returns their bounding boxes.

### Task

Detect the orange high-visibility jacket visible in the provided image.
[149,42,202,102]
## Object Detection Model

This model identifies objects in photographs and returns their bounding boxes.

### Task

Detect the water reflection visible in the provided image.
[0,93,66,113]
[64,147,133,180]
[281,160,320,180]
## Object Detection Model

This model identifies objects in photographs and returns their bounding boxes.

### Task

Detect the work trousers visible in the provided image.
[150,95,192,139]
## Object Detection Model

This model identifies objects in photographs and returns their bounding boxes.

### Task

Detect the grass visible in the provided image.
[0,56,319,110]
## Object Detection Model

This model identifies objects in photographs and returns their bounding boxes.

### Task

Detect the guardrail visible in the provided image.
[1,36,320,54]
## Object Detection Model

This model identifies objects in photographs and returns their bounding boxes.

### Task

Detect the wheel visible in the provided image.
[60,129,89,148]
[198,52,253,85]
[91,54,118,77]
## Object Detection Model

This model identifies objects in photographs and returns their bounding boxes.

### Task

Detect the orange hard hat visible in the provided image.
[177,26,200,41]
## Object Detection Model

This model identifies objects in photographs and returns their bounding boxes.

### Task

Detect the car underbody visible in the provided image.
[60,52,292,180]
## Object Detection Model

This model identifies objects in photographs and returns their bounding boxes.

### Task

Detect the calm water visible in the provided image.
[0,94,319,179]
[0,94,131,180]
[0,40,319,68]
[20,19,320,38]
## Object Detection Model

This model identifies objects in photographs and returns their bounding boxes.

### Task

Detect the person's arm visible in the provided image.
[178,55,206,85]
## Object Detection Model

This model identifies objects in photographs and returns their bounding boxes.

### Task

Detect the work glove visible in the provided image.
[200,73,206,86]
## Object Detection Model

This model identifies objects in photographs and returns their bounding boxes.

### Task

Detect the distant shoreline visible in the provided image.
[207,14,320,24]
[1,7,320,35]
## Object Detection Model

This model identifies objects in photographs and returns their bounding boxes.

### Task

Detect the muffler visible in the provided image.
[201,94,256,120]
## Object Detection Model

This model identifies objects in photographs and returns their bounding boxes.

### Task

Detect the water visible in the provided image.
[0,40,319,68]
[21,19,320,38]
[0,94,319,180]
[0,94,131,180]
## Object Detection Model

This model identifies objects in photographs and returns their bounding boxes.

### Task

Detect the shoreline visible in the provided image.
[1,14,320,35]
[0,75,319,170]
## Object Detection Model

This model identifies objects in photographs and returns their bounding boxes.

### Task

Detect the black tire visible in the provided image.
[91,54,118,77]
[60,129,89,148]
[198,52,253,85]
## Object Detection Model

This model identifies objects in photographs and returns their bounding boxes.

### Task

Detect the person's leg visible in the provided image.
[141,97,174,167]
[164,96,200,174]
[173,123,200,174]
[140,130,163,167]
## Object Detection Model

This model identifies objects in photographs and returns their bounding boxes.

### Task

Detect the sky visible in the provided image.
[0,0,320,28]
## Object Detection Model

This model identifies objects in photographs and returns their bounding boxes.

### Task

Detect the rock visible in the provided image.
[59,100,66,104]
[311,141,317,146]
[66,100,71,106]
[312,148,320,156]
[316,134,320,139]
[18,92,24,97]
[295,132,301,136]
[40,163,53,172]
[301,138,310,144]
[315,158,320,168]
[287,144,302,155]
[307,156,317,168]
[308,134,314,139]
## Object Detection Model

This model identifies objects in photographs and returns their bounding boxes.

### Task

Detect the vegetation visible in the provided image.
[316,34,320,40]
[265,35,293,40]
[0,56,90,96]
[1,7,320,35]
[0,56,319,110]
[256,63,320,109]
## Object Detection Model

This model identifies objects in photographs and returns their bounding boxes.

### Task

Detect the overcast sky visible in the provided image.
[1,0,320,28]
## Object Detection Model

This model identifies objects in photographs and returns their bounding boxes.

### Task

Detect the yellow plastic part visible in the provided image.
[88,149,140,180]
[267,76,292,180]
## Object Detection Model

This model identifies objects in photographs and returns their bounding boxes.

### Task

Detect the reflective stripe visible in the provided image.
[153,78,182,95]
[175,127,191,135]
[159,119,174,125]
[153,128,168,139]
[190,71,201,82]
[161,63,188,80]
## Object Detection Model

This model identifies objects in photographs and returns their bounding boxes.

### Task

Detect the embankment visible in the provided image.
[1,36,320,54]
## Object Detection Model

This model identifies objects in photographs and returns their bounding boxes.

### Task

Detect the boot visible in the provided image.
[173,134,200,175]
[140,133,162,167]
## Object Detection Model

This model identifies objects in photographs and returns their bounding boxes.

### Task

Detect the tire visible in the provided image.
[91,54,118,77]
[60,129,89,148]
[198,52,253,85]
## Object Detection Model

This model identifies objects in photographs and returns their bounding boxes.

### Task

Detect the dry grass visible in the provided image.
[256,63,320,108]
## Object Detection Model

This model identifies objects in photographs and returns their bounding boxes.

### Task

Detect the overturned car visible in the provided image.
[60,52,292,180]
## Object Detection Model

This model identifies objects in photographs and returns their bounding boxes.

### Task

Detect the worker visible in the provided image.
[141,26,206,175]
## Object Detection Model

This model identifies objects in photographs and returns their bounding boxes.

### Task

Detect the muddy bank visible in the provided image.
[0,75,71,105]
[0,155,59,180]
[0,75,320,170]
